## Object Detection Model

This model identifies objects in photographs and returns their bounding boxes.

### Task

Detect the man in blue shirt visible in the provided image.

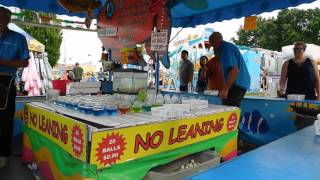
[209,32,250,107]
[0,7,29,168]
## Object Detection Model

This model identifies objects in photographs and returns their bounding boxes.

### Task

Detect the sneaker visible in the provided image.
[0,156,8,168]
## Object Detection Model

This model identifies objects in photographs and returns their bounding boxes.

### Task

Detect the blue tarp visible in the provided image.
[242,50,262,92]
[168,0,318,27]
[0,0,103,18]
[1,0,317,26]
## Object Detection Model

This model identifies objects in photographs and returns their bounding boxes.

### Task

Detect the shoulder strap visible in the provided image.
[305,58,316,70]
[287,59,293,66]
[305,57,312,62]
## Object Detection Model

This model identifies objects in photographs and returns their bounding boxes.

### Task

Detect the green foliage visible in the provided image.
[233,8,320,51]
[20,10,62,67]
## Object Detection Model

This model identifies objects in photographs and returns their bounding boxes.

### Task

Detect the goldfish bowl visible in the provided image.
[106,105,118,116]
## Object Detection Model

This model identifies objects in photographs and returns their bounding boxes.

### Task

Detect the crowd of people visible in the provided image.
[179,32,320,106]
[64,63,106,82]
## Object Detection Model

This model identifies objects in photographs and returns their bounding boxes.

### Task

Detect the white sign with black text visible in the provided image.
[151,30,168,51]
[97,27,118,37]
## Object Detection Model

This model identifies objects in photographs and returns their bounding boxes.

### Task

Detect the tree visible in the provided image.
[233,8,320,51]
[20,10,63,67]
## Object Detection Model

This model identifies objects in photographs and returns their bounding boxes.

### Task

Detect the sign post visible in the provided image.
[155,52,159,91]
[151,30,168,91]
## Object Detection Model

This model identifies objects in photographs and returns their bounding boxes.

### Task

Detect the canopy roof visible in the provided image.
[168,0,318,27]
[1,0,317,27]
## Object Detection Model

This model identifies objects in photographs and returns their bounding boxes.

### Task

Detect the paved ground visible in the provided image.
[0,137,35,180]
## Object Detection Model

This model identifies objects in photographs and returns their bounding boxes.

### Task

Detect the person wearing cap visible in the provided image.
[209,32,250,107]
[0,6,29,168]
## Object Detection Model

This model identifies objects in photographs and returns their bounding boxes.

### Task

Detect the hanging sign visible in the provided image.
[97,0,171,59]
[98,27,118,37]
[244,16,257,30]
[151,30,168,52]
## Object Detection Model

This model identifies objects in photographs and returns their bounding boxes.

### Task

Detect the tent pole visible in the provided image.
[155,52,160,92]
[108,48,112,81]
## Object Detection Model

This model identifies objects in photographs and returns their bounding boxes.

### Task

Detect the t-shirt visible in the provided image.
[220,41,250,90]
[98,70,106,80]
[73,66,83,80]
[179,59,194,86]
[206,56,224,91]
[0,30,30,78]
[286,58,316,100]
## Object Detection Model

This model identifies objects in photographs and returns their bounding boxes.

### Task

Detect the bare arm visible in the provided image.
[311,60,320,100]
[0,59,29,68]
[279,61,289,92]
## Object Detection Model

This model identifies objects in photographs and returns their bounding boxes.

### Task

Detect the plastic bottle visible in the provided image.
[314,114,320,136]
[188,82,192,93]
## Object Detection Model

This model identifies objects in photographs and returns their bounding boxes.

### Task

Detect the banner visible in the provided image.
[90,110,240,168]
[97,0,171,60]
[23,104,88,161]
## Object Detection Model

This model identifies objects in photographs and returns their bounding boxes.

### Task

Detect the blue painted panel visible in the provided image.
[13,102,25,138]
[186,126,320,180]
[242,50,261,92]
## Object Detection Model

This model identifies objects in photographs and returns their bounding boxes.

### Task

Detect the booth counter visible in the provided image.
[187,125,320,180]
[21,101,239,180]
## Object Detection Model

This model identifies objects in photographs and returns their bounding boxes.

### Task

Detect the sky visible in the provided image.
[57,0,320,66]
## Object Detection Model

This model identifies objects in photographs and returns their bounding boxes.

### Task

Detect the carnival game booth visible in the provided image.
[2,0,319,179]
[22,94,239,180]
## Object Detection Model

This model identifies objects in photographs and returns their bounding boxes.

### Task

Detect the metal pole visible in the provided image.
[108,48,112,81]
[155,52,160,92]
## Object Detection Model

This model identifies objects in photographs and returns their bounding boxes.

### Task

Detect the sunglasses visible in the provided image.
[293,47,305,51]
